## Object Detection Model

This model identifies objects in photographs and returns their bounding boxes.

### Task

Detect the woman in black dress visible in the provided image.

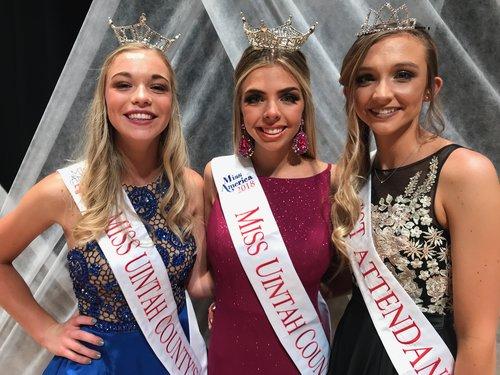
[329,3,499,374]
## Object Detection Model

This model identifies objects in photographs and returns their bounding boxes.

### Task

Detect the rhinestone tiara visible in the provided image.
[357,3,416,37]
[109,13,180,53]
[241,12,317,52]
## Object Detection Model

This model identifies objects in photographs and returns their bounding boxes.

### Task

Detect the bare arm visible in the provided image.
[438,149,500,374]
[0,173,102,364]
[186,167,213,299]
[203,161,218,225]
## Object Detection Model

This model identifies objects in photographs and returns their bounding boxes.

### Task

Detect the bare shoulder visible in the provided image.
[315,159,337,189]
[0,172,76,259]
[203,161,213,181]
[439,148,498,216]
[441,148,498,187]
[202,161,218,208]
[30,172,74,215]
[202,161,217,193]
[183,167,203,191]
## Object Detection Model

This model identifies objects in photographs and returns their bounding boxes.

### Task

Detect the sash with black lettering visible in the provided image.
[211,155,330,374]
[58,162,207,375]
[347,174,455,374]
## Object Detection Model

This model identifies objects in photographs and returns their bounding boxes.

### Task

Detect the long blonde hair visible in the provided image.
[73,43,193,245]
[232,47,317,159]
[332,28,445,257]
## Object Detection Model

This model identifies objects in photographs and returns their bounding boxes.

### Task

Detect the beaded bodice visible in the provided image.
[67,175,196,332]
[370,144,460,315]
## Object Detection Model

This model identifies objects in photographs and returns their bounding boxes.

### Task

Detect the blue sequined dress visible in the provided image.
[43,175,197,374]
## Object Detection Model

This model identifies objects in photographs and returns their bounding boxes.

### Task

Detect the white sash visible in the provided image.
[58,162,207,375]
[211,155,330,374]
[347,175,455,374]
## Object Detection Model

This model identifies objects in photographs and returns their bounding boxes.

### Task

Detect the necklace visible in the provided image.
[373,143,422,184]
[124,166,163,187]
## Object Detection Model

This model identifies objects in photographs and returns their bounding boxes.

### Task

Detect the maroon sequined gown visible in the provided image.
[206,165,333,374]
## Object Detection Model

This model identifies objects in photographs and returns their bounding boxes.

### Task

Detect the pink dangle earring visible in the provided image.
[238,123,254,158]
[292,119,309,155]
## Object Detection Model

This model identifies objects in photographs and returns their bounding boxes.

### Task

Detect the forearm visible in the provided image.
[0,264,58,346]
[454,337,496,375]
[187,270,214,299]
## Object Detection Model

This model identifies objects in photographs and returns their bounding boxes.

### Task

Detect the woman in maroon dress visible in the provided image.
[203,15,335,373]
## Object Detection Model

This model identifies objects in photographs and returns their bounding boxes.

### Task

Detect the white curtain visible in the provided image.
[0,186,6,208]
[1,0,498,373]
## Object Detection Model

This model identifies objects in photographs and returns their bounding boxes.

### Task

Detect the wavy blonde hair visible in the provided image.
[232,47,317,159]
[73,43,192,245]
[332,27,445,257]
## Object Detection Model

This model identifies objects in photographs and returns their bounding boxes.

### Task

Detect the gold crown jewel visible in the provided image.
[109,13,180,53]
[241,13,317,52]
[357,3,416,37]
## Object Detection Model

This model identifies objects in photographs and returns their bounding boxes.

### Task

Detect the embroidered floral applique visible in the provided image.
[372,156,452,314]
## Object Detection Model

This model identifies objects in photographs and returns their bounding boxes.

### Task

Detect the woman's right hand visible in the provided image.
[41,314,104,364]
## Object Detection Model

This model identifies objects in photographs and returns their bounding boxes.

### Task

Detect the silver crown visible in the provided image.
[241,13,317,52]
[357,3,416,37]
[109,13,180,53]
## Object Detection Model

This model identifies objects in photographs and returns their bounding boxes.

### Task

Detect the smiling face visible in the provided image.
[105,48,172,146]
[240,64,304,156]
[353,33,442,138]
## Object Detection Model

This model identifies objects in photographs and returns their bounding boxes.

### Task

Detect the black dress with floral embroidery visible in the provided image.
[328,144,460,375]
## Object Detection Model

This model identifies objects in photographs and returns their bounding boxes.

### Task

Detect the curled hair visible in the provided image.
[73,43,193,245]
[232,47,317,159]
[332,27,445,257]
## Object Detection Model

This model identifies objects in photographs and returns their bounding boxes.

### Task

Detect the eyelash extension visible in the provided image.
[244,93,262,104]
[394,70,415,80]
[113,81,132,89]
[355,74,373,85]
[354,70,415,85]
[282,93,300,103]
[243,92,300,104]
[151,84,169,92]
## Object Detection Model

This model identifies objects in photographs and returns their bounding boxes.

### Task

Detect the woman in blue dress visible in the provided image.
[0,14,210,374]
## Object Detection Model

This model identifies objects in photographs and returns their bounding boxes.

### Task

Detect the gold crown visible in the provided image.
[109,13,180,53]
[241,12,317,52]
[357,3,416,37]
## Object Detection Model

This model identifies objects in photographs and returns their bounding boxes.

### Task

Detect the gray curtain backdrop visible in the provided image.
[0,0,498,373]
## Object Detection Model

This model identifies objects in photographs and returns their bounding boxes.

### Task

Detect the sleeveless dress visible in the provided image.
[206,164,334,374]
[43,175,197,374]
[328,144,460,375]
